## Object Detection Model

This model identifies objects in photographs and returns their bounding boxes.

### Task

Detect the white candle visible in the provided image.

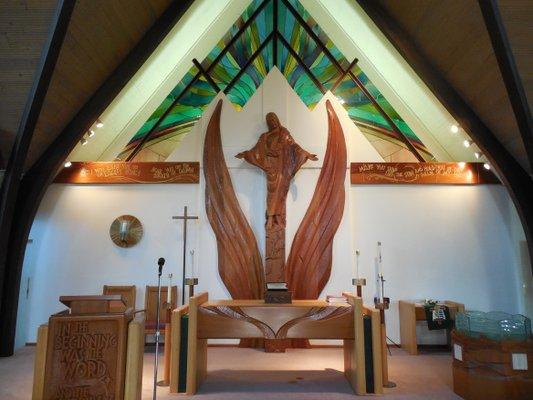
[190,250,195,278]
[355,250,360,279]
[167,273,172,304]
[377,241,383,277]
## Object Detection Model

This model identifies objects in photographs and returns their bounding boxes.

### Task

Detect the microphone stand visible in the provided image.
[153,258,165,400]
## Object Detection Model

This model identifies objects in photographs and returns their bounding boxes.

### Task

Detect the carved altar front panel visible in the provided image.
[197,300,354,340]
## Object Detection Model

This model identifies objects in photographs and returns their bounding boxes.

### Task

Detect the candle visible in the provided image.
[377,241,383,277]
[355,250,360,279]
[190,249,195,278]
[167,273,172,304]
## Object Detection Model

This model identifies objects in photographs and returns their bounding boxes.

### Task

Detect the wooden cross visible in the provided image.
[172,206,198,305]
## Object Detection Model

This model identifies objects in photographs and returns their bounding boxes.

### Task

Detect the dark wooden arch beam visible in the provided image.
[356,0,533,273]
[0,0,195,357]
[478,0,533,172]
[0,0,76,353]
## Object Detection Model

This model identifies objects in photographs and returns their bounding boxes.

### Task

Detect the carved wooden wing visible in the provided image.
[286,100,347,299]
[203,100,265,299]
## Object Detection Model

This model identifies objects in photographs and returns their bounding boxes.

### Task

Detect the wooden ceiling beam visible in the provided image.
[0,0,194,357]
[478,0,533,172]
[356,0,533,272]
[0,0,75,357]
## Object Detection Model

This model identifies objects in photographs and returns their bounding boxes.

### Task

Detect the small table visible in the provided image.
[399,300,465,355]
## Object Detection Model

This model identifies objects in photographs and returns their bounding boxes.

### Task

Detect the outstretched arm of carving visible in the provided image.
[204,100,265,299]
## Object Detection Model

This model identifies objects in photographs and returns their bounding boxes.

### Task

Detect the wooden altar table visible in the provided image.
[170,292,383,396]
[399,300,465,355]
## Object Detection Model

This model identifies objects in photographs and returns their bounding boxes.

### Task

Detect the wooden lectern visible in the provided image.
[32,295,145,400]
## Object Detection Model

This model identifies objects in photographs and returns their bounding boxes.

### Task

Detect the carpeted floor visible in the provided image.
[1,346,461,399]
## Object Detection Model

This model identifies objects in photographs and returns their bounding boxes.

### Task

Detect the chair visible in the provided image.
[144,285,178,335]
[102,285,136,312]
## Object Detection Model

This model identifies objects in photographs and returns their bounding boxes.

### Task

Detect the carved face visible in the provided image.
[266,112,281,130]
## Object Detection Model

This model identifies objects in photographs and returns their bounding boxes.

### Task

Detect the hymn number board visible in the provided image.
[43,296,132,400]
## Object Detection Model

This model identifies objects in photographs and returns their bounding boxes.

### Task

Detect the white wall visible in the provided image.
[18,70,526,347]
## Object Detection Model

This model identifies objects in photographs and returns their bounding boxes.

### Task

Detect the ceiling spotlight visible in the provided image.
[95,119,104,128]
[463,139,472,148]
[474,151,481,159]
[483,163,491,170]
[458,161,466,169]
[450,124,459,133]
[64,161,72,168]
[338,97,346,105]
[88,129,95,138]
[80,137,88,146]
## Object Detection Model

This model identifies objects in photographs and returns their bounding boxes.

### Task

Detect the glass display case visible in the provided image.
[456,310,531,341]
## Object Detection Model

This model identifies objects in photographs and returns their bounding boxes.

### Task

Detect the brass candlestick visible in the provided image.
[352,278,366,297]
[185,277,198,299]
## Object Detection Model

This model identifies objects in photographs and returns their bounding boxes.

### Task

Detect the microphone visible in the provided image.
[158,257,165,276]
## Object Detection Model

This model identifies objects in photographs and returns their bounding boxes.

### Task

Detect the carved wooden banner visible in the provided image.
[350,162,500,185]
[54,161,199,184]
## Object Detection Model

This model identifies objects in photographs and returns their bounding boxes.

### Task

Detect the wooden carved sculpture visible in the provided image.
[236,112,317,283]
[285,100,347,299]
[203,99,346,349]
[203,100,265,300]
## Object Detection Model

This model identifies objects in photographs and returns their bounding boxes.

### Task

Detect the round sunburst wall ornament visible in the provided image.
[109,215,143,248]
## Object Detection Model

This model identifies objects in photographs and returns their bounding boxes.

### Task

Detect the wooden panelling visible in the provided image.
[25,0,172,169]
[0,0,57,159]
[54,161,200,184]
[377,0,530,172]
[350,162,500,185]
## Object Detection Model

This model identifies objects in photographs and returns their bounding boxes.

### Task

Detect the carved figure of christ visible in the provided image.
[236,112,317,283]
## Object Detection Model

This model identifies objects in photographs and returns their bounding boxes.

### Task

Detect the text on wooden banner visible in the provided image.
[350,163,500,185]
[55,162,199,184]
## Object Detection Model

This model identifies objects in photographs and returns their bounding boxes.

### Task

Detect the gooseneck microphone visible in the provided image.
[158,257,165,276]
[153,257,165,399]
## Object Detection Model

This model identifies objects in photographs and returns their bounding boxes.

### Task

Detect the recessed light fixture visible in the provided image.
[80,138,88,146]
[96,119,104,128]
[463,139,472,148]
[483,163,491,170]
[64,161,72,168]
[88,129,95,138]
[450,124,459,133]
[474,152,481,159]
[458,162,466,168]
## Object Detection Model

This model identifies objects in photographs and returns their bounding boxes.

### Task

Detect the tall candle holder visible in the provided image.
[352,278,366,297]
[185,277,198,299]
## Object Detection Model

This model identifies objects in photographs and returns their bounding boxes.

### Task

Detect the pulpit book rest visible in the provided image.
[169,292,384,396]
[103,285,136,312]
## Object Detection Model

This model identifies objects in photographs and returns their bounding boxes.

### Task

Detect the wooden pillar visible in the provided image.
[124,316,145,400]
[186,292,208,395]
[170,305,189,393]
[31,325,48,400]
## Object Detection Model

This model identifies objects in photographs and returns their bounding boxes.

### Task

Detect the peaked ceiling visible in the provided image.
[65,0,491,166]
[115,0,433,163]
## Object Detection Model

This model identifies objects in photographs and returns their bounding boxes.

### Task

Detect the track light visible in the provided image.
[474,152,481,159]
[450,124,459,133]
[483,163,491,170]
[96,119,104,128]
[88,129,95,138]
[64,161,72,168]
[80,137,88,146]
[463,139,472,148]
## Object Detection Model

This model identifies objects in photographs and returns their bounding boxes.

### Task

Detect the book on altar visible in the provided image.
[326,295,348,303]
